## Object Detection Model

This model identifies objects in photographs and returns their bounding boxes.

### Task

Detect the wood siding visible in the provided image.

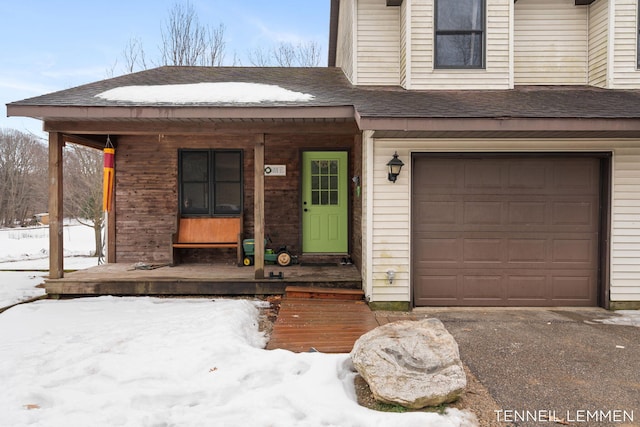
[514,0,589,85]
[611,0,640,88]
[409,0,511,90]
[114,133,358,264]
[336,0,356,83]
[589,0,609,87]
[356,0,401,85]
[363,136,640,304]
[611,147,640,301]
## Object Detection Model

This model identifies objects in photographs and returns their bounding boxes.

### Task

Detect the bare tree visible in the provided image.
[202,23,226,66]
[122,36,148,73]
[272,43,297,67]
[248,41,323,67]
[295,41,322,67]
[247,46,272,67]
[159,1,227,67]
[64,144,104,258]
[0,129,47,227]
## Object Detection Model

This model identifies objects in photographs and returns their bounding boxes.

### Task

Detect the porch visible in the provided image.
[44,262,362,297]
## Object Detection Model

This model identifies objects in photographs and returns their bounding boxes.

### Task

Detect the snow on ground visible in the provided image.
[0,297,477,427]
[594,310,640,327]
[0,222,97,307]
[96,82,315,104]
[0,272,46,307]
[0,221,95,263]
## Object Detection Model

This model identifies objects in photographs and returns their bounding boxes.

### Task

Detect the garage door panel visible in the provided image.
[463,239,503,263]
[417,201,457,224]
[551,276,594,301]
[508,163,547,189]
[417,238,459,263]
[507,239,547,263]
[413,156,600,307]
[462,275,504,299]
[415,162,459,187]
[551,239,596,263]
[463,201,503,225]
[508,202,547,225]
[552,202,595,226]
[464,162,502,189]
[553,162,598,192]
[506,276,548,300]
[414,275,458,300]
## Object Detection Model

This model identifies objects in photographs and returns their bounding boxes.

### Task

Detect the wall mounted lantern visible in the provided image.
[386,151,404,183]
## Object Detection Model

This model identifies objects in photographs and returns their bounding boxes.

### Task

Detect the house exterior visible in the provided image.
[329,0,640,310]
[7,0,640,309]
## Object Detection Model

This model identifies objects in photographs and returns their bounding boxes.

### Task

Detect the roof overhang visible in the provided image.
[357,115,640,136]
[7,104,356,121]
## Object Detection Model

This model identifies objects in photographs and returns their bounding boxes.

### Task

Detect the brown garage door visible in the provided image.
[412,155,601,307]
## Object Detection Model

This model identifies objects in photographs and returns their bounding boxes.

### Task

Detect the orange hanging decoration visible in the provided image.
[103,136,115,212]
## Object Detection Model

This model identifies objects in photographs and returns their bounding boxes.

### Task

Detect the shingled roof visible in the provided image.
[9,67,357,109]
[8,66,640,134]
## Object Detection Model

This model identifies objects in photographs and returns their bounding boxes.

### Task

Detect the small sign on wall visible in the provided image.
[264,165,286,176]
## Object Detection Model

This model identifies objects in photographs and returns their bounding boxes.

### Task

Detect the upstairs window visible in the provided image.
[179,149,243,216]
[435,0,485,69]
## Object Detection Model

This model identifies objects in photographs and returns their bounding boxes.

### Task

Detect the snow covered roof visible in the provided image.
[8,66,640,136]
[8,67,355,109]
[95,82,315,104]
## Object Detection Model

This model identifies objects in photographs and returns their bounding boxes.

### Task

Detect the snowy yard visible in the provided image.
[1,222,639,426]
[0,297,478,426]
[0,222,98,307]
[0,223,478,426]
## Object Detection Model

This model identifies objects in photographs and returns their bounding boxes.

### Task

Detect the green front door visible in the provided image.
[302,151,348,253]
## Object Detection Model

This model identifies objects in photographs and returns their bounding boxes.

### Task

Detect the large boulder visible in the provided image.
[350,318,466,409]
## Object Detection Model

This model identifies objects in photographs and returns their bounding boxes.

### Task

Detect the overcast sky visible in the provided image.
[0,0,330,137]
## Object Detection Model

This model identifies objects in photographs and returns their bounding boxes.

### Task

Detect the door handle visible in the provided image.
[304,208,308,212]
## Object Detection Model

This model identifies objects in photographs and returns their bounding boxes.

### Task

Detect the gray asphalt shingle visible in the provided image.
[8,66,640,120]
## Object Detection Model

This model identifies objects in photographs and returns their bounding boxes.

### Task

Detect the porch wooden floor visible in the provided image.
[266,288,380,353]
[44,262,362,297]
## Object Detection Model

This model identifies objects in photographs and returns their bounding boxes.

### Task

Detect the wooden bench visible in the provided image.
[172,216,243,265]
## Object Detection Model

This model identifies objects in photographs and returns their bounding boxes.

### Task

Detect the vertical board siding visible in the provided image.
[514,0,589,85]
[611,0,640,88]
[366,138,640,304]
[611,147,640,300]
[337,0,355,83]
[589,0,609,87]
[400,0,408,87]
[362,131,373,298]
[409,0,511,90]
[356,0,401,85]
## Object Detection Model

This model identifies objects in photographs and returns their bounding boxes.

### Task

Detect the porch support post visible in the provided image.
[49,132,64,279]
[254,134,265,279]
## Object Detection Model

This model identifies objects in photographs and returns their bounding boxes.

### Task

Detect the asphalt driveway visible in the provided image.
[379,308,640,426]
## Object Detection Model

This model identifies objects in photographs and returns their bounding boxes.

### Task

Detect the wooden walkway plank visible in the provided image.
[266,295,379,353]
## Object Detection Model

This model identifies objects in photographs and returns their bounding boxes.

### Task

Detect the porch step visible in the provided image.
[285,286,365,301]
